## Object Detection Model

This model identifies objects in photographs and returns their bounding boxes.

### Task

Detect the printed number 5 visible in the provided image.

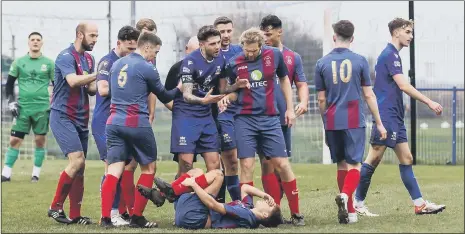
[118,64,128,87]
[331,59,352,84]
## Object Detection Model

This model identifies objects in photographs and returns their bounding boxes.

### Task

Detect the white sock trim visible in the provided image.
[2,166,12,178]
[32,166,42,177]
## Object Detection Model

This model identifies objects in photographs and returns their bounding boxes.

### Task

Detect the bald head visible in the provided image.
[75,22,99,51]
[185,36,199,54]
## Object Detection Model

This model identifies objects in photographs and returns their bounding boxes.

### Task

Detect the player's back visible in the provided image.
[315,48,371,130]
[92,50,119,129]
[107,53,153,128]
[373,43,404,122]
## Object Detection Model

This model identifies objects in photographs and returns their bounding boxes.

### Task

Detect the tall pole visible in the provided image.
[11,35,16,59]
[130,1,136,27]
[409,1,417,165]
[108,1,112,52]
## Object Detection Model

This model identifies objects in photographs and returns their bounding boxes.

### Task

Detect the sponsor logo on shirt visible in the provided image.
[394,61,401,67]
[182,67,190,73]
[250,70,262,81]
[238,65,247,71]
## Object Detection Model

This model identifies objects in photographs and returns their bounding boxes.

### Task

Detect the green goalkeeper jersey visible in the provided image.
[8,53,54,109]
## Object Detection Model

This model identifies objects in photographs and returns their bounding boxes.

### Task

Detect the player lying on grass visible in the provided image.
[137,168,283,229]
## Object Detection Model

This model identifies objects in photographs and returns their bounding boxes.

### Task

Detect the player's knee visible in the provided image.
[401,154,413,165]
[9,137,22,148]
[261,159,274,175]
[229,160,238,174]
[272,158,290,172]
[179,160,193,173]
[34,136,46,148]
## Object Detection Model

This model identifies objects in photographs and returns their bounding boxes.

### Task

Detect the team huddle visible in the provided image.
[2,14,446,229]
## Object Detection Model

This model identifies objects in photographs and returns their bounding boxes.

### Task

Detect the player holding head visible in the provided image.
[99,32,182,228]
[138,168,283,229]
[47,22,99,225]
[170,25,241,194]
[92,25,140,226]
[1,32,54,183]
[218,27,304,226]
[258,15,309,217]
[354,18,446,216]
[213,16,243,203]
[315,20,387,224]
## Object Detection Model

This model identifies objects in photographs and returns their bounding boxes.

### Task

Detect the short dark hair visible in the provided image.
[136,18,157,32]
[388,18,414,36]
[259,206,282,228]
[137,32,162,48]
[213,16,233,27]
[332,20,355,40]
[260,14,282,30]
[117,26,140,42]
[28,32,42,39]
[197,25,221,42]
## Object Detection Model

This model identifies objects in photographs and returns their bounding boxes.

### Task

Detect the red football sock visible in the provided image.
[133,173,154,216]
[282,179,300,215]
[172,174,208,195]
[101,174,119,218]
[120,170,135,216]
[69,174,84,219]
[337,170,354,213]
[50,171,74,210]
[118,189,127,214]
[342,169,360,213]
[171,173,191,187]
[262,173,281,205]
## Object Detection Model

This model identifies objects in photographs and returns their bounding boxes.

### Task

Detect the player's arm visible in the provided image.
[314,61,327,121]
[57,54,96,88]
[145,66,181,104]
[219,63,249,94]
[181,60,224,105]
[96,59,112,97]
[294,54,309,117]
[392,75,442,114]
[48,60,55,102]
[276,52,294,127]
[240,184,273,201]
[148,93,156,124]
[6,59,20,102]
[360,58,387,139]
[184,178,227,215]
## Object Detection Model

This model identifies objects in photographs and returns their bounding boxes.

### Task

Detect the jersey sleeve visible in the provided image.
[276,51,289,78]
[386,52,403,76]
[223,204,249,220]
[96,59,112,82]
[180,57,195,84]
[165,61,182,90]
[293,53,307,83]
[8,59,19,77]
[219,56,229,81]
[145,65,180,104]
[48,59,55,82]
[55,53,77,79]
[361,57,372,86]
[314,60,326,91]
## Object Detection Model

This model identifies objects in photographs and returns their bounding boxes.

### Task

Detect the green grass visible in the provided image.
[1,160,463,233]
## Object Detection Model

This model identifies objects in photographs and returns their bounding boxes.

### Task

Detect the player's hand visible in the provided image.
[181,177,196,187]
[149,114,155,125]
[201,88,225,105]
[235,77,250,89]
[263,193,276,207]
[294,102,308,117]
[428,101,443,116]
[176,79,183,91]
[377,123,387,140]
[8,101,19,118]
[218,96,231,113]
[285,109,296,128]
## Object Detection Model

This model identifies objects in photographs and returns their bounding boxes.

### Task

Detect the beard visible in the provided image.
[82,37,94,51]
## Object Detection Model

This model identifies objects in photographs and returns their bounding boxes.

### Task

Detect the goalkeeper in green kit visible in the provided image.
[2,32,54,183]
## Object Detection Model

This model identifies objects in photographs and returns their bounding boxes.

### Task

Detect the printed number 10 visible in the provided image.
[331,59,352,84]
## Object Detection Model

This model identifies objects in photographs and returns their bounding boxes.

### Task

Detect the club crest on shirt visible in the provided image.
[264,56,272,67]
[286,56,293,65]
[215,66,221,75]
[41,64,48,72]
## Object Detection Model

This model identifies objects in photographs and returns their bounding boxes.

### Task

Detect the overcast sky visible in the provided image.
[1,1,463,85]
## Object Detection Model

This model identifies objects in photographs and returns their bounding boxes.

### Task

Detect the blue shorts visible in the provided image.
[171,116,219,154]
[92,129,107,161]
[106,125,157,166]
[174,193,210,230]
[325,128,366,164]
[282,125,292,157]
[235,115,287,159]
[370,120,408,148]
[218,119,237,151]
[50,110,89,157]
